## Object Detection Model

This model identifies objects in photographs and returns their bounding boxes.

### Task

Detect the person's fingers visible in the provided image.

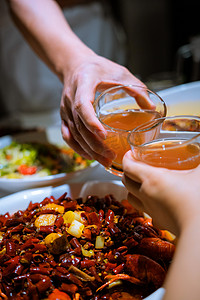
[61,87,116,164]
[122,150,162,183]
[125,85,156,110]
[97,81,155,110]
[61,120,113,167]
[123,151,192,186]
[74,82,107,140]
[61,101,96,156]
[61,121,92,159]
[71,109,116,159]
[122,173,143,199]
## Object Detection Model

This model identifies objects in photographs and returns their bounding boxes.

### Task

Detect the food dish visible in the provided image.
[158,80,200,116]
[0,127,98,193]
[0,181,167,300]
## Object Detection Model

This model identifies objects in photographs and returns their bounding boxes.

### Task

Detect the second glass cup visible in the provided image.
[128,115,200,170]
[93,85,167,176]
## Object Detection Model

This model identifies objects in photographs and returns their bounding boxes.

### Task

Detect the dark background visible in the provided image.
[111,0,200,83]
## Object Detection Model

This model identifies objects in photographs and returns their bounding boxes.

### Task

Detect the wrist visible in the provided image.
[56,41,96,83]
[179,214,200,238]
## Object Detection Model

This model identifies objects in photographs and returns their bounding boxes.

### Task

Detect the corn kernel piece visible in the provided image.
[35,214,57,228]
[44,232,62,245]
[67,220,84,238]
[42,203,64,214]
[63,211,75,224]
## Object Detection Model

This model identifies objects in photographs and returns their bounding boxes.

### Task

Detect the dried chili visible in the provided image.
[0,192,175,299]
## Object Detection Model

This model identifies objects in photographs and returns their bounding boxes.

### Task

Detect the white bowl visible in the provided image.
[0,181,165,300]
[158,81,200,116]
[0,127,98,193]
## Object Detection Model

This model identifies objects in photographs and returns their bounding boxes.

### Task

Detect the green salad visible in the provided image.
[0,141,94,179]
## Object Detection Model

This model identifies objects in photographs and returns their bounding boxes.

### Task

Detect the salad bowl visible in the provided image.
[0,127,98,194]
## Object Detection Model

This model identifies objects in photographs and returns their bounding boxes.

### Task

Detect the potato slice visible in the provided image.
[35,214,57,228]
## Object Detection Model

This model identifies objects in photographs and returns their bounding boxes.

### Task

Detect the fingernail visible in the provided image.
[94,129,107,140]
[102,149,116,160]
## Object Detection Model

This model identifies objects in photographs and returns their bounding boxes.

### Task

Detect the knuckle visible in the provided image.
[74,99,82,113]
[75,122,82,133]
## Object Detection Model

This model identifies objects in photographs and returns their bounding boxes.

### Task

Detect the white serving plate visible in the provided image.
[0,127,99,193]
[158,81,200,116]
[0,181,165,300]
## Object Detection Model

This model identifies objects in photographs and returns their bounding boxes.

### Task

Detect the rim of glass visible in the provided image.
[128,115,200,150]
[94,84,167,133]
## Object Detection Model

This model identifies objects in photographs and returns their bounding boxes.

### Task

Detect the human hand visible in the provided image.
[60,53,152,167]
[122,150,200,236]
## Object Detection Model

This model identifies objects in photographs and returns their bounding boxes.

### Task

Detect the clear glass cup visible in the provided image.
[93,84,167,176]
[128,115,200,170]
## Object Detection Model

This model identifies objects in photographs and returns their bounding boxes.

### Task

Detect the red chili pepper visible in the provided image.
[105,209,115,225]
[27,201,40,211]
[80,259,96,269]
[18,164,37,175]
[39,226,54,234]
[89,266,102,283]
[87,212,101,226]
[105,262,117,272]
[99,209,104,222]
[82,228,91,240]
[70,237,81,249]
[30,266,52,275]
[56,192,67,203]
[40,197,52,206]
[20,238,40,251]
[9,223,24,233]
[55,216,64,228]
[61,256,81,268]
[35,276,52,293]
[6,241,16,257]
[31,244,47,253]
[63,200,77,211]
[48,288,71,300]
[113,263,125,274]
[60,283,78,294]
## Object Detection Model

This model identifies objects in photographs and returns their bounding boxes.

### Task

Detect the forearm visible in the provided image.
[7,0,95,82]
[163,217,200,300]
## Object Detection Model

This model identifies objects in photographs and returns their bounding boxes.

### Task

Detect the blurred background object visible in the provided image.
[118,0,200,90]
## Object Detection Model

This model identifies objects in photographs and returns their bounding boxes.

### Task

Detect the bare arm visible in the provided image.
[6,0,94,81]
[163,218,200,300]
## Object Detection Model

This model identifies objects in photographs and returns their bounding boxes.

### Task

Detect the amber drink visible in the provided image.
[94,85,166,176]
[128,115,200,170]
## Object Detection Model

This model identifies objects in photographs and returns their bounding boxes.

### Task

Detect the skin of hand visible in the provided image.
[60,54,153,166]
[122,150,200,236]
[123,150,200,300]
[7,0,153,167]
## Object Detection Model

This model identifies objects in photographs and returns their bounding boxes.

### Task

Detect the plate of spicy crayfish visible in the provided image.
[0,181,175,300]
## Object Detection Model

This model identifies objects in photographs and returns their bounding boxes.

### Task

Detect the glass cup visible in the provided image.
[128,115,200,170]
[93,84,167,176]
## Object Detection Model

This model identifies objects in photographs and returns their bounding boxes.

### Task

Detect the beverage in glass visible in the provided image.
[94,85,167,176]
